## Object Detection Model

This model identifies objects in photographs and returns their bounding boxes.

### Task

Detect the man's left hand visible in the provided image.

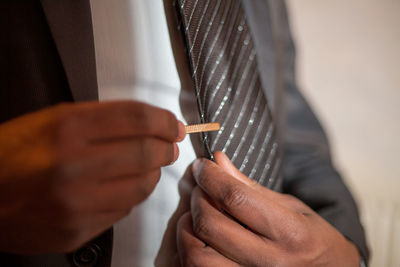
[177,152,360,267]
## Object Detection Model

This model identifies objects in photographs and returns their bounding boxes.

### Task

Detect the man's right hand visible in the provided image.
[0,101,185,255]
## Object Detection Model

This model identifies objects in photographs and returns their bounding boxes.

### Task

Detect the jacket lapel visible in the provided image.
[40,0,98,101]
[241,0,278,115]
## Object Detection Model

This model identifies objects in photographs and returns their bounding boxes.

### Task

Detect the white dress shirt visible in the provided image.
[90,0,196,266]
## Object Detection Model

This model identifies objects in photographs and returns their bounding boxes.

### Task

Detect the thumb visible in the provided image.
[214,151,253,186]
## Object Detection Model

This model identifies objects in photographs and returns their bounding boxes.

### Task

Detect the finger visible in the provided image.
[177,212,240,267]
[214,151,255,186]
[192,159,300,240]
[57,101,182,143]
[176,120,186,142]
[190,187,279,265]
[214,151,313,214]
[214,151,288,201]
[60,137,177,181]
[92,169,162,212]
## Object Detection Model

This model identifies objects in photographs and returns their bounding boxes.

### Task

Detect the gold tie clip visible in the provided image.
[184,122,220,134]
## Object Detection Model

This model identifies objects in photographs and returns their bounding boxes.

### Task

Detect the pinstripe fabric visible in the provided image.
[176,0,280,187]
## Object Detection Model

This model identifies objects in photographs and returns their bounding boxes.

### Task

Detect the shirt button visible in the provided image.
[72,243,102,267]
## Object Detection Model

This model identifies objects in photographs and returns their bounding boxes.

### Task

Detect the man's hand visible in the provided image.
[0,101,185,254]
[177,152,361,267]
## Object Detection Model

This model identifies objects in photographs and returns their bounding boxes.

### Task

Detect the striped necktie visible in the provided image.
[176,0,280,187]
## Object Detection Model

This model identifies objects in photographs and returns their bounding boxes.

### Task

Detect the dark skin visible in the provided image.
[0,100,185,255]
[0,100,361,263]
[157,152,360,266]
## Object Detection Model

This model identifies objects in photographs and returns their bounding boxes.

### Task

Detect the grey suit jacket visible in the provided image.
[0,0,368,266]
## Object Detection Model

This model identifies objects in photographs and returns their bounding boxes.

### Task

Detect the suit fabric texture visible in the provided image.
[0,0,368,266]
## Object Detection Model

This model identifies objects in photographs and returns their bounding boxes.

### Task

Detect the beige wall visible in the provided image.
[286,0,400,266]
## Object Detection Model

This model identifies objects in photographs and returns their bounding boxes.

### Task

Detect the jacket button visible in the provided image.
[72,243,102,267]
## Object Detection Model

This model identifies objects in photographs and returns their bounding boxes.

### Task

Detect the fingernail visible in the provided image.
[176,121,186,142]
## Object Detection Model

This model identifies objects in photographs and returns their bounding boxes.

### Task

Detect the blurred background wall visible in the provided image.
[286,0,400,266]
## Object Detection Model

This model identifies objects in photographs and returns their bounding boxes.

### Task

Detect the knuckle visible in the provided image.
[192,212,212,240]
[222,184,248,208]
[286,219,308,245]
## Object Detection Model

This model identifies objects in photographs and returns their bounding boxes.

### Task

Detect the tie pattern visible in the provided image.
[176,0,280,187]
